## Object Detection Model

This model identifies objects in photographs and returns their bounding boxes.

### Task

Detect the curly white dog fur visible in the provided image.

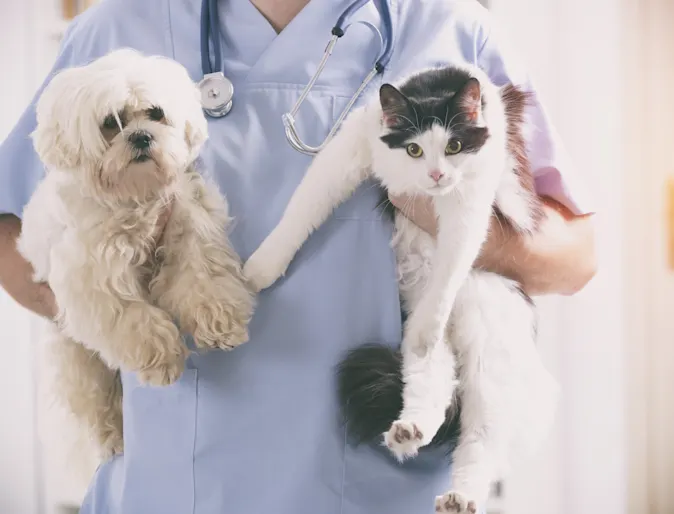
[17,48,255,459]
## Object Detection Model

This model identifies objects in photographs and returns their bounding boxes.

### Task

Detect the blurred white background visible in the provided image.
[1,0,672,513]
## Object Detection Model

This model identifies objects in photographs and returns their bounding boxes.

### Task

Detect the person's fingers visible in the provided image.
[37,282,58,320]
[388,193,438,235]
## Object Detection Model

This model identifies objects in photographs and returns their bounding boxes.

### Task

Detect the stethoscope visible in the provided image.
[197,0,394,155]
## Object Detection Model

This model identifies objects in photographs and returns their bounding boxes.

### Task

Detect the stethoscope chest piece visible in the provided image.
[198,72,234,118]
[198,0,394,144]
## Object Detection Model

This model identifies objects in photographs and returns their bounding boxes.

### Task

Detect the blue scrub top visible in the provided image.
[0,1,591,513]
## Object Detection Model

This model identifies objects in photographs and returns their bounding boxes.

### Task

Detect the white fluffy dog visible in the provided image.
[17,48,255,459]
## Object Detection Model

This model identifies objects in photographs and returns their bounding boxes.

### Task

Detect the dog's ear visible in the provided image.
[184,101,209,161]
[31,67,87,170]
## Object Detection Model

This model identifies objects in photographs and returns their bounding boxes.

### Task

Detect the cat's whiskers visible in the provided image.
[362,181,385,200]
[391,114,421,135]
[373,196,394,221]
[426,115,445,127]
[492,209,506,237]
[404,190,426,225]
[401,125,420,137]
[356,180,394,220]
[446,110,473,127]
[412,104,421,132]
[398,193,416,221]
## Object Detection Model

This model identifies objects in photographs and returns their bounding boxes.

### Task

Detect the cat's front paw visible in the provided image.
[384,420,425,461]
[243,240,291,292]
[435,492,477,514]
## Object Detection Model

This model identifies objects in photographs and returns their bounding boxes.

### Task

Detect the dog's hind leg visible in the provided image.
[45,325,124,460]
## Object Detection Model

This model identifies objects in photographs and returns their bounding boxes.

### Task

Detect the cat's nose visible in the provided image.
[429,170,444,182]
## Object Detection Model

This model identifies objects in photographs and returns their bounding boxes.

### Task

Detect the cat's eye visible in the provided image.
[445,140,462,155]
[406,143,423,158]
[147,106,165,122]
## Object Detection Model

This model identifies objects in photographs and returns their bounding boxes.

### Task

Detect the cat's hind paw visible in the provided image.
[384,420,425,461]
[434,492,477,514]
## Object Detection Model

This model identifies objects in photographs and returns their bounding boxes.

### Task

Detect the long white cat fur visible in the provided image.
[243,64,558,513]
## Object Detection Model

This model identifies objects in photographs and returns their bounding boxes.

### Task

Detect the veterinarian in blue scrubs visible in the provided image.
[0,1,596,513]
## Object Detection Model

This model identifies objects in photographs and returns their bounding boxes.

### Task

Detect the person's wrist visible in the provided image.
[36,283,58,320]
[473,215,528,281]
[388,193,438,236]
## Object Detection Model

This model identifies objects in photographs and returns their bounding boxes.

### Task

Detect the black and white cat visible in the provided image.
[243,65,559,514]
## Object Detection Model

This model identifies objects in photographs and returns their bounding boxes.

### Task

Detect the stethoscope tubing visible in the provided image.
[199,0,395,154]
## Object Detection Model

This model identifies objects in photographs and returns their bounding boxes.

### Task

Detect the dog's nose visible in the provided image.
[129,131,153,150]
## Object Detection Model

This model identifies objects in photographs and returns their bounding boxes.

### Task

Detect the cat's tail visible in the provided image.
[336,343,461,451]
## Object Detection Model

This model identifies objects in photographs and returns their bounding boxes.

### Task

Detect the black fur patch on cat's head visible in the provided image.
[379,67,490,153]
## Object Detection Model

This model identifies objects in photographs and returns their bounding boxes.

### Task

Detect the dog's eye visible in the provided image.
[102,114,118,130]
[148,106,165,122]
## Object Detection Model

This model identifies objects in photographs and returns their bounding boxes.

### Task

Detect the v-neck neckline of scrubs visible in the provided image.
[240,0,308,37]
[216,0,348,84]
[218,1,315,68]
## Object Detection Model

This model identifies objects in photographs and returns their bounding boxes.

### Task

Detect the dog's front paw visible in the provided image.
[243,241,291,292]
[191,302,250,351]
[194,324,249,351]
[434,492,477,514]
[135,322,188,386]
[384,420,425,461]
[138,354,185,386]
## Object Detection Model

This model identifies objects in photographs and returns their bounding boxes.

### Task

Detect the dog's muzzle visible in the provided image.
[129,130,153,149]
[128,131,153,162]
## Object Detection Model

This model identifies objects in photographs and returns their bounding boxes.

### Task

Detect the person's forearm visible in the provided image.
[0,214,56,319]
[474,198,597,296]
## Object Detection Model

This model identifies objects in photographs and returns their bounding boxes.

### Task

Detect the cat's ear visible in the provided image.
[456,77,482,123]
[379,84,411,127]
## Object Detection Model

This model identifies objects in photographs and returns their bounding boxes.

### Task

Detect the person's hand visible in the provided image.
[35,282,58,320]
[389,192,597,296]
[388,192,502,273]
[388,193,438,236]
